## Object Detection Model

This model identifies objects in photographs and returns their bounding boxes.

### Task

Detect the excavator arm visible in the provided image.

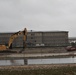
[0,28,27,52]
[8,28,27,49]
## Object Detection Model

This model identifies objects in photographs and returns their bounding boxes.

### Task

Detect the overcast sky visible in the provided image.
[0,0,76,37]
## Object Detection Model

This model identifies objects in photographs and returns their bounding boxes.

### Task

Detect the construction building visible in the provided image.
[0,31,69,47]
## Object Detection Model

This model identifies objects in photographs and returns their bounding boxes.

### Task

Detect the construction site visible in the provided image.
[0,27,68,50]
[0,28,75,58]
[0,28,76,75]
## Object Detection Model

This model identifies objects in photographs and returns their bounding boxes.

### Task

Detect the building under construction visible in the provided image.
[0,31,69,48]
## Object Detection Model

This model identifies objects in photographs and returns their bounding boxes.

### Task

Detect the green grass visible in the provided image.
[0,66,76,75]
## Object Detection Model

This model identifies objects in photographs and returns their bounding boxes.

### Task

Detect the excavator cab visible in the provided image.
[0,45,7,51]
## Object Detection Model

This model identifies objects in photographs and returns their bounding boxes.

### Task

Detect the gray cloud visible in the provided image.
[0,0,76,37]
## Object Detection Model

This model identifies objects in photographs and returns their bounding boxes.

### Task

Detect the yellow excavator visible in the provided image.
[0,28,27,53]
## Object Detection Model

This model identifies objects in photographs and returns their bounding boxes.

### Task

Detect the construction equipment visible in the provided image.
[0,28,27,53]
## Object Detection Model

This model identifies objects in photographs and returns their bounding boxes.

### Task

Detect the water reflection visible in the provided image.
[0,57,76,66]
[0,59,24,66]
[28,57,76,65]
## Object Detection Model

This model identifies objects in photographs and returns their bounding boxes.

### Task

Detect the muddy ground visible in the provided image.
[0,64,76,70]
[23,47,67,53]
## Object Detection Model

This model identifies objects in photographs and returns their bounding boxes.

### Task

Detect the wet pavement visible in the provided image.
[0,52,75,58]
